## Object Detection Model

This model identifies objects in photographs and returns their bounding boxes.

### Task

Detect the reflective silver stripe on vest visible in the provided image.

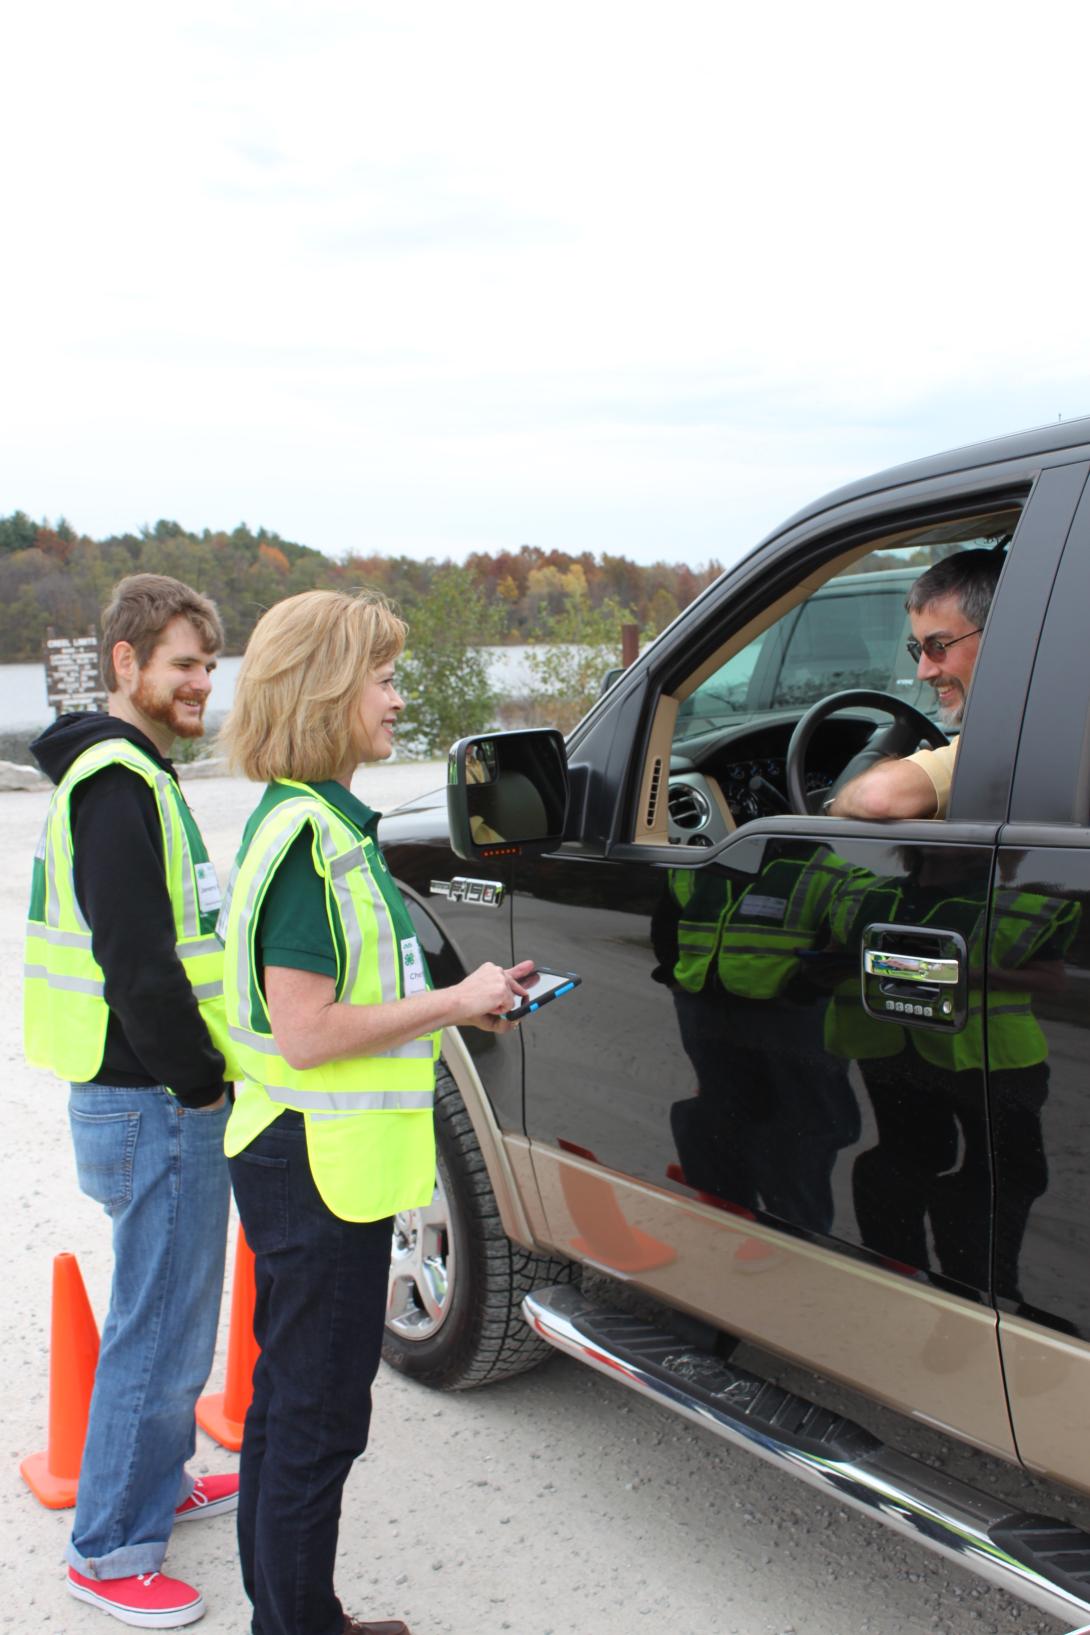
[230,1024,280,1054]
[229,1024,433,1061]
[44,825,84,931]
[228,800,319,1029]
[331,846,365,997]
[328,846,367,880]
[326,835,398,1006]
[186,935,225,958]
[190,981,224,1001]
[382,1039,435,1059]
[154,770,201,939]
[265,1086,435,1112]
[231,800,402,1026]
[26,921,93,948]
[50,743,208,943]
[23,964,105,996]
[216,860,240,944]
[993,895,1073,967]
[784,856,843,932]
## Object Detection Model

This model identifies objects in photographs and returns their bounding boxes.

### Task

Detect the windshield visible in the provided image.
[675,568,935,741]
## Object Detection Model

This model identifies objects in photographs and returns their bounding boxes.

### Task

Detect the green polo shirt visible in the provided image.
[240,778,429,1034]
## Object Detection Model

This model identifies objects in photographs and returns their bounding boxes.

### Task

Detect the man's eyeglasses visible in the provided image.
[906,628,982,664]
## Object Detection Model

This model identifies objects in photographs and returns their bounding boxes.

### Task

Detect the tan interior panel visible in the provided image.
[704,774,736,834]
[634,692,678,844]
[675,539,881,703]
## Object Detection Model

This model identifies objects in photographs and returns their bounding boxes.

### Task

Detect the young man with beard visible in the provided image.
[25,575,238,1628]
[825,549,1003,821]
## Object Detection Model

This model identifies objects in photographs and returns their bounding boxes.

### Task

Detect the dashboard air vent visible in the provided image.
[668,781,711,832]
[644,757,664,830]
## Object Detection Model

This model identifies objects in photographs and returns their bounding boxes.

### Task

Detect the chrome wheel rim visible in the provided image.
[386,1165,456,1342]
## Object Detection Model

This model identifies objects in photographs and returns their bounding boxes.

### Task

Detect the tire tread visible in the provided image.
[381,1062,576,1391]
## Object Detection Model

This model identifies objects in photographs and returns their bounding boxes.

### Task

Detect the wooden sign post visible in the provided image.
[44,628,106,717]
[621,622,640,668]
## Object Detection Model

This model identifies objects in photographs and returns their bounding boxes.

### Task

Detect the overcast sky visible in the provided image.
[4,1,1089,569]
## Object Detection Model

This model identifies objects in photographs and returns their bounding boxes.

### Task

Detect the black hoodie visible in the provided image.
[31,712,227,1108]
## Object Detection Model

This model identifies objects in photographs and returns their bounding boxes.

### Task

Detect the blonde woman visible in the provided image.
[219,590,530,1635]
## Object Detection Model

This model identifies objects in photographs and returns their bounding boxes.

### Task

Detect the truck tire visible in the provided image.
[382,1061,576,1389]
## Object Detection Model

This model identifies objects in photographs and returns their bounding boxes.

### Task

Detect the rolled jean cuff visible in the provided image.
[65,1539,168,1580]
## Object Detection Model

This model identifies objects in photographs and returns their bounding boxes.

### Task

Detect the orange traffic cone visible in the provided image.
[196,1225,259,1451]
[20,1252,100,1508]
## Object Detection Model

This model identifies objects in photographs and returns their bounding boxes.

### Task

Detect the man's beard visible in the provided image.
[132,676,206,740]
[933,680,964,727]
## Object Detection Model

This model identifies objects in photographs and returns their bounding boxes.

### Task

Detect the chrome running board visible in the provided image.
[524,1284,1090,1628]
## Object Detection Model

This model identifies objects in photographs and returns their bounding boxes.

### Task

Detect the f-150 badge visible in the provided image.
[429,877,506,907]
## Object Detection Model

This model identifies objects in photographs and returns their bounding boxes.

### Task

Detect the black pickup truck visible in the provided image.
[379,417,1090,1627]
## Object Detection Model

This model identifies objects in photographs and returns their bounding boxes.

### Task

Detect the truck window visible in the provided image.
[674,565,932,744]
[655,508,1021,839]
[769,579,911,709]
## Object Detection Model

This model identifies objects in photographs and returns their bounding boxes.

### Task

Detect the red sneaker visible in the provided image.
[174,1471,239,1522]
[67,1566,204,1628]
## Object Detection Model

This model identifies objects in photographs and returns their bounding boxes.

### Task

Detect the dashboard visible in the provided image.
[666,714,879,846]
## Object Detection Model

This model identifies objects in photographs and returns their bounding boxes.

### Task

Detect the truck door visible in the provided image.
[991,473,1090,1493]
[514,460,1086,1456]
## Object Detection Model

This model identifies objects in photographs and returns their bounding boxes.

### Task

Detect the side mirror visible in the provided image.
[447,728,569,861]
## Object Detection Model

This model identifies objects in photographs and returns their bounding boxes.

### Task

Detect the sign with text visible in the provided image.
[44,631,106,715]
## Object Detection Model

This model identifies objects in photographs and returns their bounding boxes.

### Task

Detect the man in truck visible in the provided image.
[825,548,1003,820]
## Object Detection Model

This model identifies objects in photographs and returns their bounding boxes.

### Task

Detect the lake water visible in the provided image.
[0,645,567,764]
[0,645,547,735]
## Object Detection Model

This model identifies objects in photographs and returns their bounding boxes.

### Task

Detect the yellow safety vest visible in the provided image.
[823,875,1079,1071]
[671,850,850,1000]
[914,889,1079,1073]
[716,852,851,1000]
[823,871,907,1060]
[669,867,730,995]
[220,784,439,1222]
[23,737,231,1084]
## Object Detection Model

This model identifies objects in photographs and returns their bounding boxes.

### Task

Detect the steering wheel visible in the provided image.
[785,689,948,816]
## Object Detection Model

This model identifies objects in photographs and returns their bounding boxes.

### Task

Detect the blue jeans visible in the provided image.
[67,1084,231,1579]
[229,1113,393,1635]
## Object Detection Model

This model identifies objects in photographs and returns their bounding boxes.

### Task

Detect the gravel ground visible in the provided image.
[0,769,1081,1635]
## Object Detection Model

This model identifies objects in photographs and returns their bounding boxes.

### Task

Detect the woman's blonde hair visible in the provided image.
[222,590,407,783]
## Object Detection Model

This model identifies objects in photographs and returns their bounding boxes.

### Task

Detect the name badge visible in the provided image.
[742,894,787,920]
[195,861,223,914]
[401,935,427,996]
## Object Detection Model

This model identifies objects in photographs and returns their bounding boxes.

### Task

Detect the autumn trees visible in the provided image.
[0,513,723,672]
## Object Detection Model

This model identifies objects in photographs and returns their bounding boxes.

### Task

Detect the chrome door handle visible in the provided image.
[863,950,960,985]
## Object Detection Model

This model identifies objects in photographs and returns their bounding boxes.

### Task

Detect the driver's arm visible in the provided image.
[826,741,957,821]
[826,758,939,820]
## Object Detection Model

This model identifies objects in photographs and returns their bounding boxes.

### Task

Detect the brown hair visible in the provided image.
[221,590,407,783]
[101,574,225,689]
[905,548,1003,631]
